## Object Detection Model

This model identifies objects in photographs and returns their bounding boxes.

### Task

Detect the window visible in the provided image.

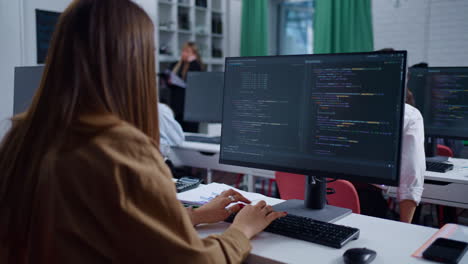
[278,1,314,55]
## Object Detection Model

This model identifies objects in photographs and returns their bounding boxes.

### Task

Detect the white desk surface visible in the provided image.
[426,158,468,184]
[179,140,220,153]
[196,198,439,264]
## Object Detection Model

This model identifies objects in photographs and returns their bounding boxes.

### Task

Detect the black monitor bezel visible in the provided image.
[219,51,407,187]
[183,71,224,123]
[408,66,468,140]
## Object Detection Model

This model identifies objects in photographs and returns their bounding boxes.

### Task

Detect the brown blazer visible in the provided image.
[5,115,251,263]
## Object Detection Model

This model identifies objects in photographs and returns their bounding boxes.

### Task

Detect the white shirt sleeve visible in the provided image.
[158,103,185,151]
[396,104,426,204]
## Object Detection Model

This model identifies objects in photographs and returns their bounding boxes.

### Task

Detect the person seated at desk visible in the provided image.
[355,49,426,223]
[390,96,426,223]
[168,42,203,133]
[0,1,285,263]
[158,102,184,156]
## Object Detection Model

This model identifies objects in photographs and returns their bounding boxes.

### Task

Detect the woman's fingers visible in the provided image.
[254,200,267,210]
[266,211,287,222]
[220,189,251,204]
[261,205,273,214]
[227,203,242,214]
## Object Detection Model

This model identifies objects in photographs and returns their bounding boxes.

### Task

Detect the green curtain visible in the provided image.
[240,0,269,56]
[314,0,374,54]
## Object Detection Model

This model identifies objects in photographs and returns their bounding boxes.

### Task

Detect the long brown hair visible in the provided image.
[172,41,204,79]
[0,0,159,259]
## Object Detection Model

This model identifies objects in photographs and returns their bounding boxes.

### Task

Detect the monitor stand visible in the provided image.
[425,137,449,162]
[272,176,352,223]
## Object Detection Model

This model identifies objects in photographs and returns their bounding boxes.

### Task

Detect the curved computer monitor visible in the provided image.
[408,67,468,140]
[220,52,407,188]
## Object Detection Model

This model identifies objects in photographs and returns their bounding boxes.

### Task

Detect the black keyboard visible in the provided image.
[225,213,359,249]
[175,177,202,193]
[426,161,454,173]
[185,135,221,144]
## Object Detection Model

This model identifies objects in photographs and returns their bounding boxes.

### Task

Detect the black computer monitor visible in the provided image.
[408,67,468,140]
[220,52,407,222]
[184,72,224,123]
[14,66,44,115]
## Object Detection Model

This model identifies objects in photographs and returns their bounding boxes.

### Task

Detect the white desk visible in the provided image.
[195,195,441,264]
[168,140,274,192]
[387,158,468,209]
[170,141,468,208]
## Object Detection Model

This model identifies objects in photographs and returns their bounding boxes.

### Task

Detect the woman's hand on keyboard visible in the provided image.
[191,189,251,225]
[231,200,287,239]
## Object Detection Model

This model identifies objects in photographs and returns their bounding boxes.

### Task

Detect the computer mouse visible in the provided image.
[343,248,377,264]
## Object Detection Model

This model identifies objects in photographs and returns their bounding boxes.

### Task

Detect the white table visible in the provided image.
[195,195,442,264]
[387,158,468,209]
[170,140,468,208]
[168,140,273,192]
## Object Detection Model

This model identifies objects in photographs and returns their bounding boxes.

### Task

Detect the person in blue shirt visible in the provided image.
[158,103,184,156]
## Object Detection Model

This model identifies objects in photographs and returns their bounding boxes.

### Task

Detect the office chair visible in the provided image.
[437,144,454,157]
[275,172,361,214]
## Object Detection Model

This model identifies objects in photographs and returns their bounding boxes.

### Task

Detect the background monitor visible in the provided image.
[14,66,44,115]
[184,72,224,123]
[408,67,468,140]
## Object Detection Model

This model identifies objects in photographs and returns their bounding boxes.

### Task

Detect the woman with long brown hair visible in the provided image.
[0,0,284,263]
[171,42,204,80]
[169,42,204,132]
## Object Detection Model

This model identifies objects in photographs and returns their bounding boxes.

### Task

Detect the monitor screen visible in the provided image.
[220,52,407,186]
[184,72,224,123]
[14,66,44,115]
[409,67,468,139]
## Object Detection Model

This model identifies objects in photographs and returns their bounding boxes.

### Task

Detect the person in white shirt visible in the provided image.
[356,95,426,223]
[356,49,426,223]
[388,101,426,223]
[158,103,184,156]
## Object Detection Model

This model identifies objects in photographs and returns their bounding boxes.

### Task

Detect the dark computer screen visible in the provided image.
[220,52,407,186]
[409,67,468,139]
[36,10,61,64]
[184,72,224,123]
[14,66,44,115]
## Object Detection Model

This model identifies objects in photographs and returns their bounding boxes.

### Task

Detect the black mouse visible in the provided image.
[343,248,377,264]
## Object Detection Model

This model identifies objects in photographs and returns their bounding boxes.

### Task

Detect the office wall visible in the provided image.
[0,0,71,140]
[22,0,71,65]
[373,0,468,67]
[0,1,21,139]
[0,0,241,140]
[227,0,242,57]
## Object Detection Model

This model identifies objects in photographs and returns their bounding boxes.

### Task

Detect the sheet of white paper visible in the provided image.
[176,183,282,206]
[169,71,186,88]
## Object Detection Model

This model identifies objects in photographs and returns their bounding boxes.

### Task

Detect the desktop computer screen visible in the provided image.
[14,66,44,115]
[220,52,407,187]
[408,67,468,139]
[184,72,224,123]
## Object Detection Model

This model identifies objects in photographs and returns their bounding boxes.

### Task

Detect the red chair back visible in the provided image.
[437,144,454,157]
[327,180,361,214]
[275,172,360,214]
